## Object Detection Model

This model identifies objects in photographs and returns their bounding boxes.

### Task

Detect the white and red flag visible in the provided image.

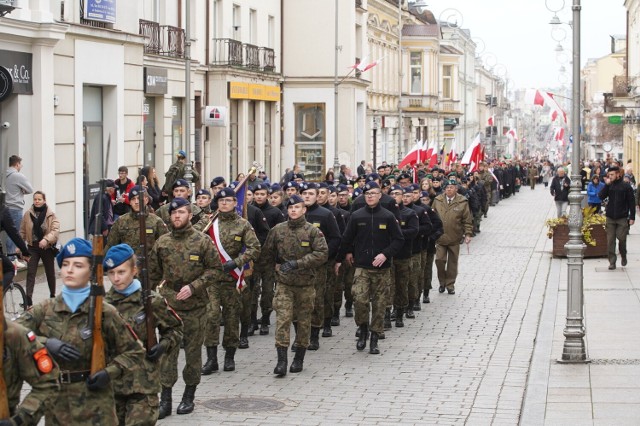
[460,134,484,172]
[487,115,495,126]
[507,128,518,141]
[399,140,426,169]
[446,139,458,167]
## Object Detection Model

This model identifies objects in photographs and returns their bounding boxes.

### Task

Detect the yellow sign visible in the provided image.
[228,82,280,102]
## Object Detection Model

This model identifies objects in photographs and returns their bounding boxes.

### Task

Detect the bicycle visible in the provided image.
[3,253,28,320]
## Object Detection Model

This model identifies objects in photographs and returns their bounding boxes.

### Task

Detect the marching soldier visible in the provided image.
[195,189,213,215]
[148,198,223,416]
[258,195,328,376]
[155,179,208,231]
[404,185,432,317]
[103,244,183,424]
[162,150,200,199]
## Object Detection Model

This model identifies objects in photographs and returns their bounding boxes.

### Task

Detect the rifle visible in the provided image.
[0,192,10,419]
[137,187,157,353]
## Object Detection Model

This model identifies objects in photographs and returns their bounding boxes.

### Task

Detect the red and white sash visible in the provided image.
[211,218,245,290]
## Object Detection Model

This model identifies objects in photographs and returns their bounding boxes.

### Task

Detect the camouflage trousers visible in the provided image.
[45,382,117,425]
[115,393,159,426]
[273,283,315,348]
[352,267,391,334]
[324,260,337,319]
[251,268,276,318]
[161,305,206,386]
[422,250,434,291]
[435,244,460,291]
[204,282,241,349]
[333,263,354,314]
[408,253,423,301]
[389,258,412,308]
[240,280,252,326]
[310,265,328,327]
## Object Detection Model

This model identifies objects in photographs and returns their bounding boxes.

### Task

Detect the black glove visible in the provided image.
[146,342,166,362]
[222,260,237,273]
[87,369,110,391]
[279,260,298,273]
[45,338,81,361]
[0,416,19,426]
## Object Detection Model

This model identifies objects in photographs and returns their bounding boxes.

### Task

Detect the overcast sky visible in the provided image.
[428,0,626,91]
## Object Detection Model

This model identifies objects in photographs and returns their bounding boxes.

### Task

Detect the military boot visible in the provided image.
[413,298,421,311]
[369,332,380,354]
[158,387,172,419]
[423,289,431,304]
[390,307,397,321]
[344,301,354,317]
[290,347,306,373]
[322,318,332,337]
[223,348,236,371]
[331,311,340,326]
[291,322,299,352]
[308,327,320,351]
[395,308,405,328]
[356,324,368,351]
[248,311,259,336]
[273,346,287,377]
[405,302,415,319]
[239,324,249,349]
[383,308,392,329]
[201,346,218,375]
[176,385,196,415]
[260,315,270,335]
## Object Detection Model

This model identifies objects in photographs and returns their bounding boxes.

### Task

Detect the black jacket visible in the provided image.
[396,205,419,259]
[0,206,29,255]
[599,179,636,221]
[422,205,443,253]
[407,202,432,254]
[247,204,270,246]
[305,203,341,260]
[351,192,401,221]
[337,203,404,269]
[320,202,347,234]
[253,201,285,229]
[550,175,571,202]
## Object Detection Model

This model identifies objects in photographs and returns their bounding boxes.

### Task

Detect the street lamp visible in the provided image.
[550,0,588,363]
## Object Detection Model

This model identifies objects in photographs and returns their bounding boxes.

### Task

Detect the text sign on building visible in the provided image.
[144,67,168,95]
[84,0,116,24]
[0,50,32,95]
[203,106,227,127]
[228,82,280,102]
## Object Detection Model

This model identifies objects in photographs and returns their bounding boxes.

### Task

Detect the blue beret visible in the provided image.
[128,185,146,199]
[57,238,92,268]
[168,197,190,213]
[336,184,348,193]
[285,181,299,189]
[214,187,236,201]
[398,173,412,180]
[270,183,282,191]
[390,184,403,193]
[363,182,380,193]
[327,185,337,194]
[382,180,392,188]
[252,183,269,192]
[285,194,304,207]
[178,150,187,158]
[366,173,380,182]
[196,189,211,197]
[210,176,225,187]
[103,244,134,271]
[172,179,189,189]
[402,187,412,194]
[357,174,367,181]
[352,188,363,199]
[317,182,329,189]
[410,184,420,191]
[300,182,318,192]
[294,173,304,180]
[420,191,430,198]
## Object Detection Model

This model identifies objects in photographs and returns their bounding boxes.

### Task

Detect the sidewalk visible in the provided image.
[521,207,640,425]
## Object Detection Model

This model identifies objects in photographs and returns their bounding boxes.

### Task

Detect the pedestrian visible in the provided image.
[257,194,328,376]
[550,167,571,218]
[139,166,164,209]
[5,155,33,268]
[112,166,135,220]
[432,179,473,295]
[19,191,60,306]
[599,166,636,270]
[103,243,184,426]
[148,198,223,417]
[1,319,59,426]
[335,182,404,355]
[587,175,605,213]
[88,179,116,237]
[0,202,30,290]
[542,162,553,187]
[528,162,538,189]
[162,150,200,200]
[201,188,261,373]
[16,237,147,425]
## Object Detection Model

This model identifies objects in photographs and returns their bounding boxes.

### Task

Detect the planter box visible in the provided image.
[552,223,608,258]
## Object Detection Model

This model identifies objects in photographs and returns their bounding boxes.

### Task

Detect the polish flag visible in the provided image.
[446,139,458,167]
[425,139,438,168]
[460,134,484,172]
[362,57,385,72]
[524,88,546,106]
[350,56,368,71]
[554,127,565,141]
[507,128,518,141]
[399,140,425,169]
[487,115,495,126]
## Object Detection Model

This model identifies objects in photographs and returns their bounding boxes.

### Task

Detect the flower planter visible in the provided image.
[551,223,608,258]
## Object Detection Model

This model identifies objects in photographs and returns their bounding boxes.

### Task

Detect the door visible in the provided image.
[143,97,156,167]
[83,123,103,236]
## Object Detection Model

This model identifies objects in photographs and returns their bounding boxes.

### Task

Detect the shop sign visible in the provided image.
[0,50,32,94]
[144,67,168,95]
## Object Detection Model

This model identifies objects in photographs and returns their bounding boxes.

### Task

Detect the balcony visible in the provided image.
[212,38,276,72]
[440,99,461,114]
[139,20,185,59]
[400,96,437,111]
[613,75,630,98]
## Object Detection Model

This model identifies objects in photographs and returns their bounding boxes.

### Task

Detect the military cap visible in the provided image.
[229,181,239,189]
[285,194,304,207]
[425,174,433,179]
[327,185,337,193]
[390,184,403,193]
[294,173,304,180]
[103,244,134,271]
[447,172,457,178]
[214,187,236,201]
[300,182,318,192]
[57,237,92,268]
[410,184,420,191]
[271,183,282,191]
[172,178,190,189]
[382,180,392,188]
[347,179,356,186]
[317,182,329,189]
[445,179,458,187]
[168,197,190,213]
[128,185,147,200]
[210,176,226,187]
[363,182,380,193]
[366,173,381,182]
[178,150,187,158]
[336,184,348,193]
[460,177,469,183]
[377,165,386,171]
[402,186,413,194]
[398,173,412,181]
[357,174,367,181]
[285,181,299,189]
[196,189,211,197]
[420,190,430,198]
[105,179,117,188]
[252,183,270,193]
[352,188,363,199]
[431,167,439,172]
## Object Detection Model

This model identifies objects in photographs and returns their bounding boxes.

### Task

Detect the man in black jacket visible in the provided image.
[550,168,571,218]
[599,166,636,269]
[351,173,401,220]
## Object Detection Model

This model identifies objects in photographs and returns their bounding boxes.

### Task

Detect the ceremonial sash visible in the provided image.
[211,218,245,290]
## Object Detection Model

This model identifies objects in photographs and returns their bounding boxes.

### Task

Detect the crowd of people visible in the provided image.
[3,150,637,424]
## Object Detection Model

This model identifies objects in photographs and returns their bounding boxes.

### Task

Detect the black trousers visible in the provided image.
[26,245,57,298]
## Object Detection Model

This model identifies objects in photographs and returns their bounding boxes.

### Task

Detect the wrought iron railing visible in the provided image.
[244,43,260,69]
[261,47,275,71]
[212,39,277,72]
[139,20,185,59]
[212,38,243,66]
[139,20,161,55]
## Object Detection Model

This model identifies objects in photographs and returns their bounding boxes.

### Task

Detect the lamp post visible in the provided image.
[397,0,404,165]
[551,0,588,363]
[333,0,340,184]
[183,0,193,187]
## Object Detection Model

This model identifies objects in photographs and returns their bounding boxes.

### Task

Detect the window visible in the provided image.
[410,51,422,94]
[229,100,239,180]
[264,103,272,177]
[233,4,240,39]
[249,9,257,44]
[248,101,256,163]
[294,103,326,182]
[268,15,275,48]
[442,65,453,99]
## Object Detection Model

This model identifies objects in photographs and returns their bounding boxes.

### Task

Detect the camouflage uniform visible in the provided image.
[352,268,392,333]
[148,222,222,387]
[4,320,59,426]
[104,210,168,258]
[162,161,200,197]
[258,215,328,348]
[155,203,209,232]
[105,287,184,425]
[16,296,146,426]
[203,211,261,350]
